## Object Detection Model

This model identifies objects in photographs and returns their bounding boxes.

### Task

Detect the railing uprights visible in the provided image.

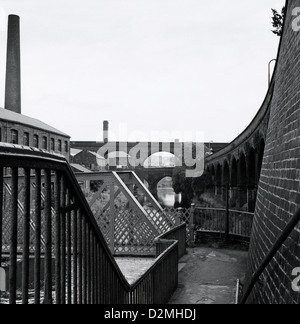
[60,175,66,304]
[34,169,41,304]
[9,167,18,304]
[82,219,87,304]
[22,168,31,304]
[78,209,83,304]
[0,167,3,269]
[66,188,72,304]
[44,169,53,304]
[0,149,184,305]
[72,206,78,304]
[55,172,61,304]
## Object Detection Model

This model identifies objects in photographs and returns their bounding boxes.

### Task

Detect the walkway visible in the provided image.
[169,247,248,304]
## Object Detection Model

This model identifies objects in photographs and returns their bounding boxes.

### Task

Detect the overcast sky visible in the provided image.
[0,0,285,142]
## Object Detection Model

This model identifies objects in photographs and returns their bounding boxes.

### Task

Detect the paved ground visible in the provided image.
[115,257,155,285]
[169,247,248,304]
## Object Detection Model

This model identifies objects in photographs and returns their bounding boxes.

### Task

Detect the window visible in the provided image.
[58,139,62,152]
[33,135,39,148]
[50,138,55,151]
[64,141,68,153]
[42,136,48,150]
[23,132,30,146]
[11,130,18,144]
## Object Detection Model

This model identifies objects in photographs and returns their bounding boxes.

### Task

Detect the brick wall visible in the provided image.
[0,119,70,161]
[246,0,300,304]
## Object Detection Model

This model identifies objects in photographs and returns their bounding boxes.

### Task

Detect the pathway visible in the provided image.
[169,247,248,304]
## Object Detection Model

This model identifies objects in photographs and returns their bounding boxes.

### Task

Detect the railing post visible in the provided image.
[224,185,230,243]
[176,207,183,226]
[44,169,53,304]
[109,182,115,252]
[55,172,61,304]
[34,169,41,304]
[9,167,18,304]
[0,167,3,269]
[189,203,196,247]
[22,168,31,304]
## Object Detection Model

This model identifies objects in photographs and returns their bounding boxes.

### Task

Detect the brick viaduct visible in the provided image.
[205,82,271,212]
[205,0,300,304]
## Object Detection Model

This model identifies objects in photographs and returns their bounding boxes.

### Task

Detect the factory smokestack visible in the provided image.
[103,120,109,143]
[5,15,21,114]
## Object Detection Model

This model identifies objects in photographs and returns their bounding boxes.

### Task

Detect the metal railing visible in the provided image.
[155,223,186,259]
[194,207,254,239]
[163,205,254,245]
[240,207,300,304]
[75,171,174,256]
[0,144,180,304]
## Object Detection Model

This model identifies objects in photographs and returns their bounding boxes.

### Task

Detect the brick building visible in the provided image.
[0,107,70,160]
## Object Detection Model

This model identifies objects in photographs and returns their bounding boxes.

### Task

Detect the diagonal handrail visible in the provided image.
[111,171,160,234]
[117,171,164,213]
[240,207,300,304]
[0,144,182,304]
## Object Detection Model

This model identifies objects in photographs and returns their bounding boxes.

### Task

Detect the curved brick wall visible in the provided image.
[247,0,300,304]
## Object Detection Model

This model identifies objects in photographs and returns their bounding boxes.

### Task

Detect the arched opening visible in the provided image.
[258,138,265,179]
[211,165,215,178]
[210,165,216,193]
[248,148,257,187]
[222,160,230,201]
[248,147,257,212]
[238,153,248,209]
[222,160,230,186]
[156,176,180,208]
[230,157,238,208]
[107,151,130,170]
[216,164,222,195]
[231,157,238,187]
[143,152,179,168]
[239,153,247,187]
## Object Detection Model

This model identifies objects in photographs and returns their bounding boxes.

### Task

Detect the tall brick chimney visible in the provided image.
[5,15,21,114]
[103,120,109,143]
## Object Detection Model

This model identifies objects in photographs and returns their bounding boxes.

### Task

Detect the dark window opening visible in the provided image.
[33,135,39,148]
[23,132,30,146]
[42,136,48,150]
[58,139,62,152]
[51,138,55,151]
[11,130,18,144]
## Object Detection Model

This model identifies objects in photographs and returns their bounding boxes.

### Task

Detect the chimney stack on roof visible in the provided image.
[5,15,21,114]
[103,120,109,143]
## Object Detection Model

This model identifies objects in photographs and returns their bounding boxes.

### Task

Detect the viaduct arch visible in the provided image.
[204,81,272,211]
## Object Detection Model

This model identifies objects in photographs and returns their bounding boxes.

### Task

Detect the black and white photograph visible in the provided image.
[0,0,299,308]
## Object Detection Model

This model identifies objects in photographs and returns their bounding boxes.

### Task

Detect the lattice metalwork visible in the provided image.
[144,207,174,234]
[94,206,157,255]
[163,207,193,243]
